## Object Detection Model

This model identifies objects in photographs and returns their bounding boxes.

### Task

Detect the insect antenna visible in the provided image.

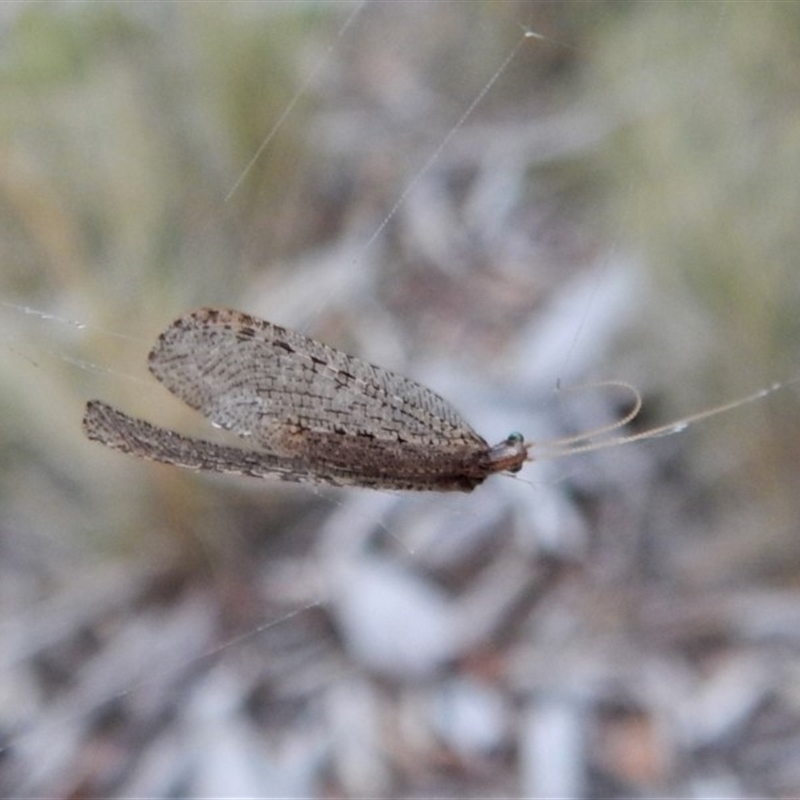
[526,376,799,462]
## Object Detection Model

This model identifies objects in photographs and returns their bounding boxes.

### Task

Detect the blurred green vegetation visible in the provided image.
[0,2,337,563]
[582,3,800,558]
[591,2,800,382]
[0,0,797,570]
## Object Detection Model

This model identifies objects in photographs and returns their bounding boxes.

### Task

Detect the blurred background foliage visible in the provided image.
[1,1,799,796]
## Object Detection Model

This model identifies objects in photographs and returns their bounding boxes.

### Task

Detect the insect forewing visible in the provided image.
[147,308,485,451]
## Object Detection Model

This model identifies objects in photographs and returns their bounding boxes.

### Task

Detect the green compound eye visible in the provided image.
[505,432,526,472]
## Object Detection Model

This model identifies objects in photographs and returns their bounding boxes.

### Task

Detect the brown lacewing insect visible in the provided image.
[82,308,796,492]
[83,308,527,492]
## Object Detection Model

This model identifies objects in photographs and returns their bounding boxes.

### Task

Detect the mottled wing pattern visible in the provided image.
[83,400,313,482]
[147,308,486,453]
[84,399,448,489]
[81,399,499,492]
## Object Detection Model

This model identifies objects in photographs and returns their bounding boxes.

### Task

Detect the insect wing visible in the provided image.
[147,308,485,452]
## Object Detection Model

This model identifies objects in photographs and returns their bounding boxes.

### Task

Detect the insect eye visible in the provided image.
[506,431,524,445]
